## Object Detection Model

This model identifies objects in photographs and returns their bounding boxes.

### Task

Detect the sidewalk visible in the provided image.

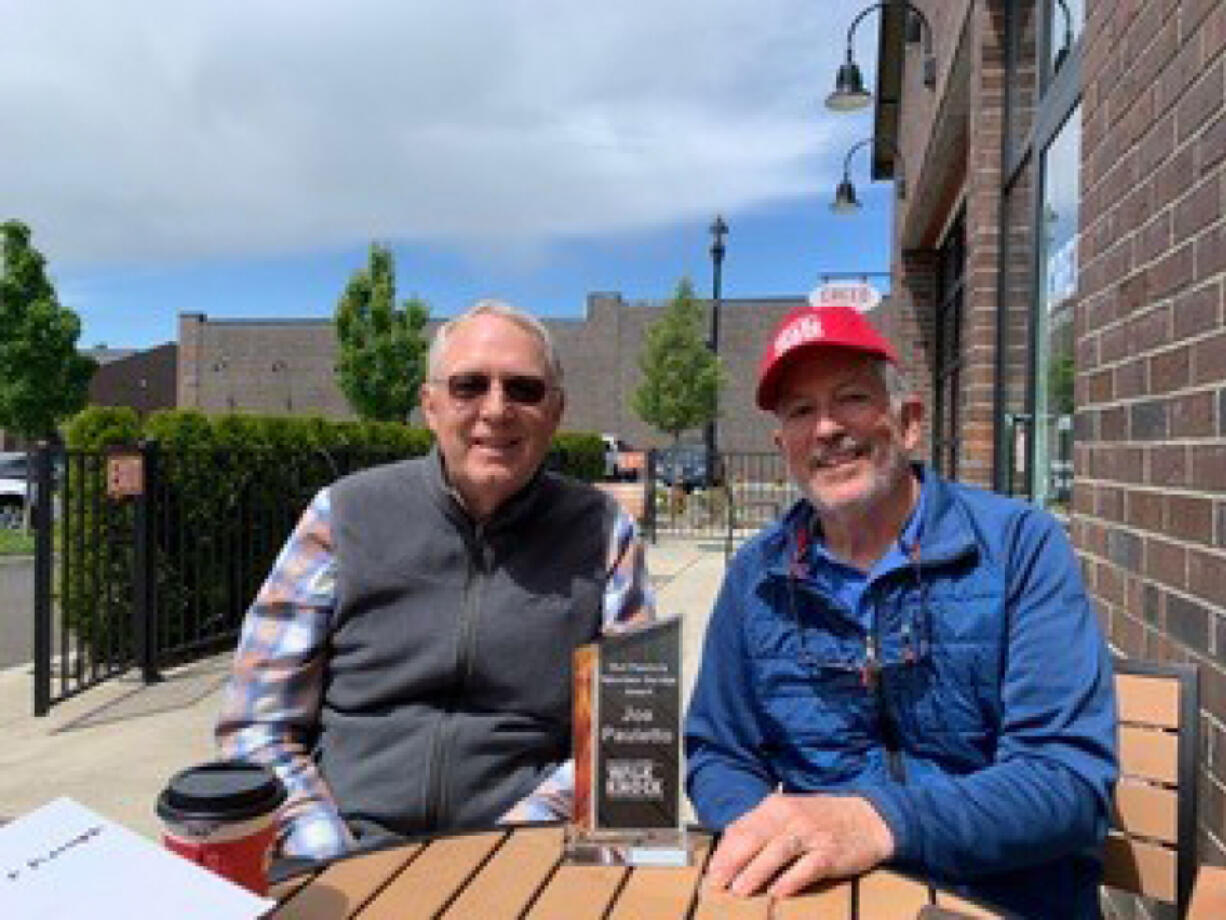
[0,535,728,839]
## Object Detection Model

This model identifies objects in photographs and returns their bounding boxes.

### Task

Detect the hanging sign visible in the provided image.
[106,449,144,500]
[809,280,882,313]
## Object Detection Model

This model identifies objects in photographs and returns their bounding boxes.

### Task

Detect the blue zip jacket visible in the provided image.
[685,468,1117,918]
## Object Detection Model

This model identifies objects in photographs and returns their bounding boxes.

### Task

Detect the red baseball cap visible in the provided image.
[755,304,899,410]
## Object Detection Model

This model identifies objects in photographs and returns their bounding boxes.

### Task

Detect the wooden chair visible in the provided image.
[1188,864,1226,919]
[1102,658,1200,917]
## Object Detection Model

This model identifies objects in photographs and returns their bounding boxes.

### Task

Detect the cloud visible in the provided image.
[1,0,879,265]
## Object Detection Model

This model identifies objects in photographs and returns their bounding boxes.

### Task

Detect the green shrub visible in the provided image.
[551,431,603,482]
[64,406,142,448]
[55,408,599,662]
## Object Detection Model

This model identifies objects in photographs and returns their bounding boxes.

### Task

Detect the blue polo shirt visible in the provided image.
[807,482,926,630]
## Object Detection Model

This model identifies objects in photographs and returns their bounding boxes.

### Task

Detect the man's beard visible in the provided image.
[796,433,911,519]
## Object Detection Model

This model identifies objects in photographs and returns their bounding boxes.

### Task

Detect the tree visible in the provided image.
[631,277,722,442]
[334,244,430,422]
[0,220,96,440]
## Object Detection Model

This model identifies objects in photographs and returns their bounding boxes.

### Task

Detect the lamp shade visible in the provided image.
[830,178,861,213]
[825,60,872,111]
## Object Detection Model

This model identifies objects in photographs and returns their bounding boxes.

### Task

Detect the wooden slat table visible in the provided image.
[270,827,1006,919]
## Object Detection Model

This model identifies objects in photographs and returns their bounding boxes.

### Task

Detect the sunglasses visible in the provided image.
[434,372,555,406]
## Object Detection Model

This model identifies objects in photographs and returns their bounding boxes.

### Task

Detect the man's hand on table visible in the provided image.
[703,793,895,898]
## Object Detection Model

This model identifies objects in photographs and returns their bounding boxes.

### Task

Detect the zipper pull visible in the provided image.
[901,621,916,664]
[862,646,881,690]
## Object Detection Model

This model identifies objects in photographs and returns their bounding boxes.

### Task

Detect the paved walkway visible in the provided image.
[0,536,728,839]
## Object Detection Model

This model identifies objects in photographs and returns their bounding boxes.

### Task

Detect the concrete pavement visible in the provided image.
[0,557,34,669]
[0,535,729,840]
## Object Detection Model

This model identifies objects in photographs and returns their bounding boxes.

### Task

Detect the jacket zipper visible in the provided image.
[790,574,906,783]
[868,582,906,784]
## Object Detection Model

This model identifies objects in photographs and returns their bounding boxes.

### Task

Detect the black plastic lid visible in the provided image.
[157,760,286,824]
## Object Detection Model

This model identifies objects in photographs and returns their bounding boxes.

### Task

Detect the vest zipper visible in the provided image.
[424,522,488,829]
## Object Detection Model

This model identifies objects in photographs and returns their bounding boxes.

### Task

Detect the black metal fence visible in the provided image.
[649,450,800,555]
[32,442,408,716]
[30,444,799,715]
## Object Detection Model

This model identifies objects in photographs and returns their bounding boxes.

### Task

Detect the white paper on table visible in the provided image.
[0,797,274,919]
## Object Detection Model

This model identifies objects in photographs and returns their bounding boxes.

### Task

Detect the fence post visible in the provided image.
[133,439,162,684]
[32,441,54,716]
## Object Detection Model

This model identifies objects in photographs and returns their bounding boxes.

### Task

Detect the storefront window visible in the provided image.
[1033,104,1080,513]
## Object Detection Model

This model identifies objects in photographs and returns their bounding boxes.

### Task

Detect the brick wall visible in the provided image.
[895,247,937,463]
[956,1,1011,489]
[891,0,1005,488]
[1080,0,1226,864]
[88,343,177,414]
[175,292,845,453]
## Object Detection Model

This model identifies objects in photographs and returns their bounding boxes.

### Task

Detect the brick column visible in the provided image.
[954,0,1011,489]
[176,313,204,409]
[1079,0,1226,862]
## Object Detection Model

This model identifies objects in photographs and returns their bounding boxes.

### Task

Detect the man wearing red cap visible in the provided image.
[684,305,1116,918]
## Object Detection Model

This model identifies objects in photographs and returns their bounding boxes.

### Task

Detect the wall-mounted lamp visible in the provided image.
[830,136,906,213]
[1052,0,1073,73]
[826,1,936,112]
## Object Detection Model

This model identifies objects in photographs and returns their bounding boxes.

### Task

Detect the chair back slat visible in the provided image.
[1114,780,1179,843]
[1117,673,1181,729]
[1118,725,1180,785]
[1103,833,1179,904]
[1105,659,1199,918]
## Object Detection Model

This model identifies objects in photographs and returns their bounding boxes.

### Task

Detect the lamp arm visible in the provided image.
[841,137,875,177]
[842,135,904,174]
[906,3,934,56]
[1053,0,1073,49]
[844,1,887,55]
[844,1,934,55]
[842,135,907,188]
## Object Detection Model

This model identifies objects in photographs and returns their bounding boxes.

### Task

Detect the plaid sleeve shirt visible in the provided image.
[215,486,656,860]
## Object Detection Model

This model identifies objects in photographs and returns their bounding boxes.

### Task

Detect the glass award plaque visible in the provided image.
[565,616,691,866]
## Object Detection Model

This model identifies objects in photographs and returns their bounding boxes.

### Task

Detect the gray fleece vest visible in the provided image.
[319,451,616,850]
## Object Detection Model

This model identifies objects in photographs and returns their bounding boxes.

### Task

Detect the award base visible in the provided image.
[562,825,692,867]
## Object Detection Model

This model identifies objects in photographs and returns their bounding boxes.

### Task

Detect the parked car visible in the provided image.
[654,444,723,492]
[601,434,644,481]
[0,454,29,527]
[0,475,25,523]
[0,452,62,527]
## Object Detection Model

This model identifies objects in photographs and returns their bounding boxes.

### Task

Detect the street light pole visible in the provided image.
[704,215,728,470]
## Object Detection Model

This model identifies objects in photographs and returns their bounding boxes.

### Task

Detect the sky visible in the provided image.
[2,0,892,350]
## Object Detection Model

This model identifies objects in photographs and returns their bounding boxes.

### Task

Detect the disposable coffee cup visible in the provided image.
[157,760,286,895]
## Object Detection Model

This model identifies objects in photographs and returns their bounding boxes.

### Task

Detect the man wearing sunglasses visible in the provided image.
[217,300,653,864]
[684,304,1116,918]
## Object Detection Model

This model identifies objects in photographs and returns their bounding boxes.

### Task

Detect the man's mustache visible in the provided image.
[807,434,869,469]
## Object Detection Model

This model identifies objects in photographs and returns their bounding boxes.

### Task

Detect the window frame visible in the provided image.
[993,0,1084,496]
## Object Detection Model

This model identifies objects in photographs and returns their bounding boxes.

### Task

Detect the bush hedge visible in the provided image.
[57,408,604,663]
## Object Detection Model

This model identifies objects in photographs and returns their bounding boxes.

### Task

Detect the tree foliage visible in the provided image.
[631,277,722,441]
[0,220,96,439]
[334,244,430,422]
